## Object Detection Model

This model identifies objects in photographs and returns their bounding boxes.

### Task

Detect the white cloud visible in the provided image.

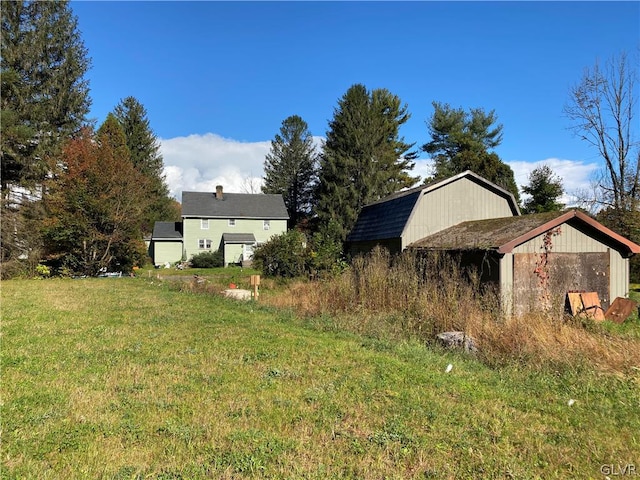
[160,133,326,201]
[160,133,270,200]
[508,158,600,206]
[415,157,600,207]
[160,134,601,210]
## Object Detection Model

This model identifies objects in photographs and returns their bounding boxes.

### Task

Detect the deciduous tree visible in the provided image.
[564,52,639,236]
[42,116,150,275]
[316,84,419,240]
[263,115,318,227]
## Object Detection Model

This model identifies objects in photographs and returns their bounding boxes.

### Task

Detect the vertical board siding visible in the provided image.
[500,253,514,316]
[403,178,515,248]
[508,223,630,313]
[511,224,609,254]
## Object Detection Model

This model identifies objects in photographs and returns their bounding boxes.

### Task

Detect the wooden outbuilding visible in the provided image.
[409,209,640,316]
[347,171,520,257]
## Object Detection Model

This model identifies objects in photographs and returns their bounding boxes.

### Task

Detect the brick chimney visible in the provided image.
[215,185,223,199]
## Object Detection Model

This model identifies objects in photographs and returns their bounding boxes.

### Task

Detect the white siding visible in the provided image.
[402,177,515,248]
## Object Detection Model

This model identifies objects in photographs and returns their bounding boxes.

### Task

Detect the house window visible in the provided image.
[263,220,270,231]
[198,239,212,249]
[201,219,209,229]
[228,219,236,227]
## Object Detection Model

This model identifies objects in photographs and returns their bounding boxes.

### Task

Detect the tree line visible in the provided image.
[1,1,178,278]
[1,1,637,278]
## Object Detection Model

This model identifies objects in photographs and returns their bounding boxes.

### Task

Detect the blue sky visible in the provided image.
[71,1,639,202]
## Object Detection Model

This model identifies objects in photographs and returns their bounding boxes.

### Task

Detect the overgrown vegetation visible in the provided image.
[3,277,639,478]
[263,247,640,374]
[252,226,346,279]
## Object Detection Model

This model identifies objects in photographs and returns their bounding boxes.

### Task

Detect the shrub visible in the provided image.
[253,230,308,278]
[35,264,51,278]
[190,250,223,268]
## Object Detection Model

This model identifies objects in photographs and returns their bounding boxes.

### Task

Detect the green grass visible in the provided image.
[2,278,639,479]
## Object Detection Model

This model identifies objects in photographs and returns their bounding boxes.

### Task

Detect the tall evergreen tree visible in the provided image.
[42,115,150,276]
[113,96,177,233]
[1,0,91,276]
[316,84,418,240]
[263,115,318,227]
[1,0,91,192]
[422,102,520,204]
[521,165,564,214]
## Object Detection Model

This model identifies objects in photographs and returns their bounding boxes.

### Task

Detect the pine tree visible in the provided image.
[113,97,177,233]
[1,0,91,276]
[1,0,91,192]
[316,84,418,240]
[521,165,564,214]
[423,102,520,204]
[263,115,318,227]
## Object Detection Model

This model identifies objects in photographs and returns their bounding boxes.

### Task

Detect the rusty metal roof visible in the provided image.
[409,209,640,257]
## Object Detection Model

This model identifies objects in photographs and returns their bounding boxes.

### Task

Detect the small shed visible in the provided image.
[409,210,640,316]
[150,221,183,266]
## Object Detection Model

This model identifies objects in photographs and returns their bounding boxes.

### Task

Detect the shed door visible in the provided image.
[512,252,610,316]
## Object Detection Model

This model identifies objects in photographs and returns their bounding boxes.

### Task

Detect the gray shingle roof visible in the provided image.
[346,170,521,244]
[152,221,183,240]
[222,233,257,244]
[182,191,289,219]
[347,190,421,242]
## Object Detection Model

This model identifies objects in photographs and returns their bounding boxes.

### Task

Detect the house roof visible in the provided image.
[409,209,640,257]
[222,233,257,244]
[152,221,183,240]
[346,170,520,243]
[182,191,289,219]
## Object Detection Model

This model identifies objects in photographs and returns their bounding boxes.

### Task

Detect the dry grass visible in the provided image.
[264,247,640,375]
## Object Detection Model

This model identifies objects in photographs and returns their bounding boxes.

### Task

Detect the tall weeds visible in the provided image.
[265,247,640,374]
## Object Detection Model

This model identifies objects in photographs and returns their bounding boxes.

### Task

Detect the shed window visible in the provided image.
[201,219,209,229]
[228,219,236,227]
[198,239,212,249]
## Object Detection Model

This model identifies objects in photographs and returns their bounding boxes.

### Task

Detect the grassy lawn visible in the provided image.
[2,277,639,479]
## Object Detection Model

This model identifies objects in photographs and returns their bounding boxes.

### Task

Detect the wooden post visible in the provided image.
[250,274,260,300]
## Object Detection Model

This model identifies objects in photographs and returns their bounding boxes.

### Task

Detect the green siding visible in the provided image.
[183,218,287,260]
[224,243,244,266]
[153,241,183,265]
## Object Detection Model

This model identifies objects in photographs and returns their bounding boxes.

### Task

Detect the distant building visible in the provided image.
[150,185,288,266]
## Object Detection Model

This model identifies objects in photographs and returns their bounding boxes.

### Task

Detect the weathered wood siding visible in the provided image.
[504,222,630,315]
[349,238,402,258]
[402,177,515,248]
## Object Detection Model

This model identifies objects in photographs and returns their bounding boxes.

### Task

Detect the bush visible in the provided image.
[252,230,308,278]
[190,250,223,268]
